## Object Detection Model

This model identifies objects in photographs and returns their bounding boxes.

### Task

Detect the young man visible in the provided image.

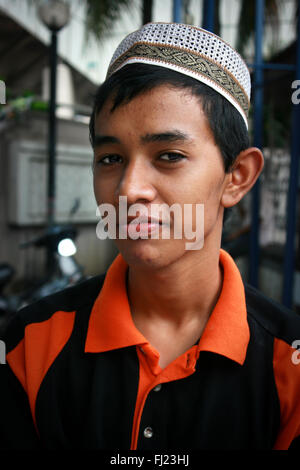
[1,22,300,451]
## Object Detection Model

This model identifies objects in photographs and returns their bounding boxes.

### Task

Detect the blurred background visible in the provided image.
[0,0,299,315]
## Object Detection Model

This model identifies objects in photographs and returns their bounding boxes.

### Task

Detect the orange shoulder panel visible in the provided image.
[7,310,75,429]
[273,337,300,449]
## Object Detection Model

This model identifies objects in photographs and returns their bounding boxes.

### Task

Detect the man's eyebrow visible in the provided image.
[93,131,192,148]
[140,130,192,144]
[93,134,121,147]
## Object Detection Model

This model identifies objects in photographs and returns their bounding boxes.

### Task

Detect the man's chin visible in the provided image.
[115,238,185,270]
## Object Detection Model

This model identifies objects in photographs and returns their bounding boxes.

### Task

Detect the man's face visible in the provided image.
[93,85,230,269]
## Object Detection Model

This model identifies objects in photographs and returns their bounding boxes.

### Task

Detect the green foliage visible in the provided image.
[18,0,136,41]
[85,0,136,42]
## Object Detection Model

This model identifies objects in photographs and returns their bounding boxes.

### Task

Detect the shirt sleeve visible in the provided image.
[0,314,40,450]
[0,357,40,449]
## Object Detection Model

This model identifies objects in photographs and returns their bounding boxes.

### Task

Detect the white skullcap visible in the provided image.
[107,22,251,128]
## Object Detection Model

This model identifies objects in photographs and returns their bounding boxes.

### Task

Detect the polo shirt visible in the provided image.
[1,249,300,450]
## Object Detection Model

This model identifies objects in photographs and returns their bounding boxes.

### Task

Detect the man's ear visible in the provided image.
[221,147,264,208]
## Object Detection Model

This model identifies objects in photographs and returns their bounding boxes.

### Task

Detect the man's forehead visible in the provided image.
[96,83,204,119]
[94,86,208,138]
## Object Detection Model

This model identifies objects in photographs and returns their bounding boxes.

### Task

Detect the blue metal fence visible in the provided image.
[172,0,300,308]
[282,1,300,308]
[250,0,265,289]
[173,0,182,23]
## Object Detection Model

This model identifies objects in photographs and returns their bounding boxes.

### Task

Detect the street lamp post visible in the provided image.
[38,0,70,275]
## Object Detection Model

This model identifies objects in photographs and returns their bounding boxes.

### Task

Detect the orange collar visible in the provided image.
[85,249,250,365]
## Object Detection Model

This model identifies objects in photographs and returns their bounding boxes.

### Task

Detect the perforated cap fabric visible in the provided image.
[107,22,251,128]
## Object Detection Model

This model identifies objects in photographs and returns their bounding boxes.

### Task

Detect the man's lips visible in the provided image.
[116,215,166,225]
[116,216,167,236]
[125,216,163,225]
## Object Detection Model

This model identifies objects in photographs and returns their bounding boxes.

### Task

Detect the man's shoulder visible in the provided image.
[20,273,106,322]
[1,274,106,350]
[244,282,300,345]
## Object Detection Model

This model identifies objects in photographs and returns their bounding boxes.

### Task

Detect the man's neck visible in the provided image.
[126,245,223,367]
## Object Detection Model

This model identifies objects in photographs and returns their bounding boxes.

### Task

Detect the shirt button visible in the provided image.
[153,384,162,392]
[143,426,153,438]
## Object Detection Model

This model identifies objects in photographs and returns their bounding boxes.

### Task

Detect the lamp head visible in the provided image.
[38,0,70,32]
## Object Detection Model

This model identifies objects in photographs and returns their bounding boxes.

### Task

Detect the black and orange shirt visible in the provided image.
[1,249,300,450]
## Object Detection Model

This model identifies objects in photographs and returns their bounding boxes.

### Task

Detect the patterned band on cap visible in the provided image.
[107,22,250,128]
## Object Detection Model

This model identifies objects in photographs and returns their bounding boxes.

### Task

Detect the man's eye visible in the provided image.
[97,155,122,165]
[159,153,185,163]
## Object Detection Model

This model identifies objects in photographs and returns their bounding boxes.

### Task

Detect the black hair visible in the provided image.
[89,63,249,173]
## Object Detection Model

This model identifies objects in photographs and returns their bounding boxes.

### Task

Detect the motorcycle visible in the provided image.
[0,200,86,319]
[0,263,18,316]
[18,223,85,306]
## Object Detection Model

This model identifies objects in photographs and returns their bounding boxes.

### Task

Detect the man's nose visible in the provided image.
[115,159,157,205]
